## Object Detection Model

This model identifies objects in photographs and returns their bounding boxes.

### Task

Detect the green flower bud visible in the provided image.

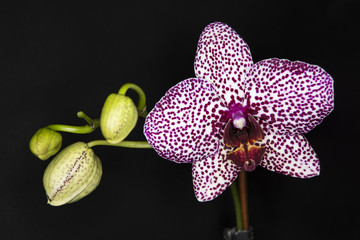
[43,142,102,206]
[29,128,62,161]
[100,93,138,144]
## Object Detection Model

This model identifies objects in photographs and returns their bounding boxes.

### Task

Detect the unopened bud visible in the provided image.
[100,93,138,144]
[43,142,102,206]
[29,128,62,160]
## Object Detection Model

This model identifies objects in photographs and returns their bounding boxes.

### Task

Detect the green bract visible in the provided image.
[43,142,102,206]
[29,128,62,161]
[100,93,138,144]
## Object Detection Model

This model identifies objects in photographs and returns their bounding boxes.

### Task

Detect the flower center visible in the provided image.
[222,104,266,171]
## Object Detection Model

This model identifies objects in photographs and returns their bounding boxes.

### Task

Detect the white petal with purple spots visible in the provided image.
[194,22,253,107]
[245,58,334,135]
[257,133,320,178]
[144,78,227,163]
[192,141,240,202]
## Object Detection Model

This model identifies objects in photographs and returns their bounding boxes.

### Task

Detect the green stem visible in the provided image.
[47,111,100,134]
[230,180,243,231]
[118,83,147,117]
[77,111,97,127]
[47,122,98,134]
[239,171,249,230]
[87,140,152,149]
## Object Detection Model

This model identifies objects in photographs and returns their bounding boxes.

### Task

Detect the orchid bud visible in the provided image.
[43,142,102,206]
[100,93,138,144]
[29,128,62,161]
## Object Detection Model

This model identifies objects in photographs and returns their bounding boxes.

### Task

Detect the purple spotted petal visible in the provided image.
[144,78,227,163]
[245,58,334,135]
[194,22,253,107]
[257,134,320,178]
[192,141,240,201]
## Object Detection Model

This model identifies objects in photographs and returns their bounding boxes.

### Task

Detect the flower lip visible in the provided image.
[224,112,266,171]
[223,114,264,148]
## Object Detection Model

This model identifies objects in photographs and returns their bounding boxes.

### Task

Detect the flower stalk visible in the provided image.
[239,171,249,230]
[87,140,152,149]
[230,180,243,231]
[47,111,100,134]
[118,83,148,117]
[230,171,249,231]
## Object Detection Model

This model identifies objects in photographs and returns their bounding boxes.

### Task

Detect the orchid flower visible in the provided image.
[144,22,334,202]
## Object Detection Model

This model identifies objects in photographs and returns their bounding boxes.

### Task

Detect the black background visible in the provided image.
[1,0,358,239]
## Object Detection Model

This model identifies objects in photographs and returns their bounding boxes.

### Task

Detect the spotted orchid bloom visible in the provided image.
[144,22,334,202]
